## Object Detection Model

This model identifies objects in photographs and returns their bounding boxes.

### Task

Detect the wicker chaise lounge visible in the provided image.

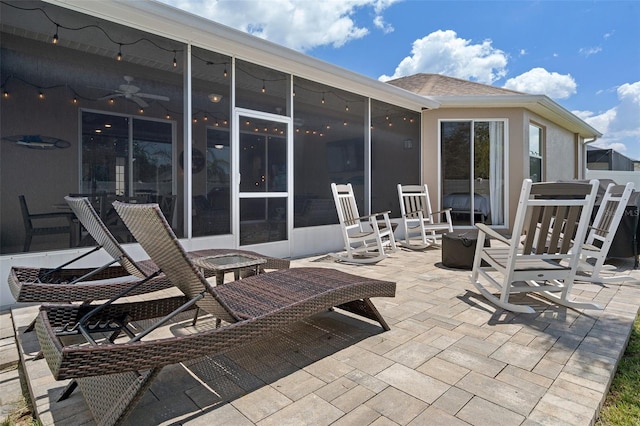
[35,201,396,426]
[9,196,289,304]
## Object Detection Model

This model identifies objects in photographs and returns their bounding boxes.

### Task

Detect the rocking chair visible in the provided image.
[330,183,397,264]
[470,179,599,313]
[577,181,635,283]
[397,184,453,249]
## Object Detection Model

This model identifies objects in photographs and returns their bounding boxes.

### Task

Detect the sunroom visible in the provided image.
[0,0,443,306]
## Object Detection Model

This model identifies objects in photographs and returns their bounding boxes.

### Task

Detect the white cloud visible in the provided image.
[579,46,602,57]
[158,0,397,51]
[378,30,508,84]
[503,67,577,99]
[578,81,640,160]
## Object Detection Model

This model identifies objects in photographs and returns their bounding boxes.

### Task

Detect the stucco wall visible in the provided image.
[525,111,578,182]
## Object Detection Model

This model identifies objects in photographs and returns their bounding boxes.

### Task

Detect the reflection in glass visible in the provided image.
[293,77,366,227]
[239,116,287,193]
[371,100,421,217]
[240,198,287,245]
[441,120,504,226]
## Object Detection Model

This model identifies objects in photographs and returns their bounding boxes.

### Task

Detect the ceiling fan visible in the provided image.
[98,75,169,107]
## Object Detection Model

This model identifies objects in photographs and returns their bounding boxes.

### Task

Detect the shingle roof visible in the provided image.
[387,73,524,96]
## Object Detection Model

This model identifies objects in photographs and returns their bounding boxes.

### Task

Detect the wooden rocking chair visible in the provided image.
[330,183,397,264]
[470,179,599,313]
[397,184,453,249]
[577,181,635,283]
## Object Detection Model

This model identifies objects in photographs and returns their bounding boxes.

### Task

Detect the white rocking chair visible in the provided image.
[470,179,599,313]
[397,184,453,249]
[577,181,635,283]
[330,183,397,264]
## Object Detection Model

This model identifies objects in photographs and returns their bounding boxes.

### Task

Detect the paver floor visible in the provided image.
[6,247,640,425]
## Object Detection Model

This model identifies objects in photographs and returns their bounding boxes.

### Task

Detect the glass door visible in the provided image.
[235,110,291,251]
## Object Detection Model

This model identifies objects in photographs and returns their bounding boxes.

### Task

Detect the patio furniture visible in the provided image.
[577,181,635,283]
[34,201,396,426]
[470,178,599,313]
[19,195,75,252]
[397,184,453,249]
[441,230,490,270]
[9,196,290,304]
[330,182,398,264]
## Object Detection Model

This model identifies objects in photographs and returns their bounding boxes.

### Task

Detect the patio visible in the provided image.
[3,247,640,425]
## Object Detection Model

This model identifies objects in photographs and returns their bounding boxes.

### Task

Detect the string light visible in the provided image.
[261,80,266,93]
[52,25,59,44]
[223,66,228,78]
[3,91,8,98]
[172,51,177,68]
[38,91,45,99]
[345,102,349,111]
[116,44,122,61]
[138,107,144,113]
[321,93,325,104]
[72,97,78,104]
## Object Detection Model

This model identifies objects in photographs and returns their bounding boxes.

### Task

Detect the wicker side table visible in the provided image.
[192,253,267,285]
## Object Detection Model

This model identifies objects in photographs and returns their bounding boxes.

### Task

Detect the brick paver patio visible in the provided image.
[6,247,640,425]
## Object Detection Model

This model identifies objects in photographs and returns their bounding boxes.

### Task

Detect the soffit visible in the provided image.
[431,95,602,138]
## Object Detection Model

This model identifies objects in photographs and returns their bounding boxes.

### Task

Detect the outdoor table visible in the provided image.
[191,253,267,286]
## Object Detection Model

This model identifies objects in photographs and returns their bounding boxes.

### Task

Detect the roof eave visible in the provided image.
[44,0,439,111]
[431,94,602,138]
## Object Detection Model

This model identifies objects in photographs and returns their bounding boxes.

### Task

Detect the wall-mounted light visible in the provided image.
[208,93,223,103]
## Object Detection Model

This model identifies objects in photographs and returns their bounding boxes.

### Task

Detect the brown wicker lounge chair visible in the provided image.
[9,196,290,304]
[35,201,395,426]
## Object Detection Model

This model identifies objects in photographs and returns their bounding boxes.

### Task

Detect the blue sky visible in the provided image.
[159,0,640,161]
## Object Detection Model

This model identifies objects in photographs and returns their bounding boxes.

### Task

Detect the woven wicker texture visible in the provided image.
[35,201,395,426]
[9,197,289,303]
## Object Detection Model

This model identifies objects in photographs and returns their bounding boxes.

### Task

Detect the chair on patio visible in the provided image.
[397,184,453,249]
[330,182,398,264]
[9,196,290,304]
[470,178,599,313]
[35,201,396,426]
[19,195,75,252]
[577,181,635,283]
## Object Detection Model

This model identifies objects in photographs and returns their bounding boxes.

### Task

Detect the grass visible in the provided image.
[596,313,640,425]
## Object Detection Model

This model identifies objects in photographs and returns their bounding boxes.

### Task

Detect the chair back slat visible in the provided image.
[113,201,239,323]
[65,197,149,278]
[588,183,634,245]
[515,180,598,259]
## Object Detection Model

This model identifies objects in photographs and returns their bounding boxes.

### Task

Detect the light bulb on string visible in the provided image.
[261,81,266,93]
[38,91,45,100]
[223,65,228,78]
[52,25,59,44]
[172,51,177,68]
[116,44,123,61]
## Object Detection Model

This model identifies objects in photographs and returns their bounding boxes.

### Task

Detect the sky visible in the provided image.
[158,0,640,161]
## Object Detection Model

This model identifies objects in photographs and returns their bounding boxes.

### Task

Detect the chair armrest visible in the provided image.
[431,208,452,215]
[358,211,391,221]
[476,223,510,245]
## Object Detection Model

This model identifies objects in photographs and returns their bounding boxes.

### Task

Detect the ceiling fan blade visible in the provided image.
[137,93,170,101]
[97,93,124,101]
[132,96,149,108]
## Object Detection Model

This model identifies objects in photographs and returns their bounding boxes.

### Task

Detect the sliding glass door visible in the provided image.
[441,120,505,226]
